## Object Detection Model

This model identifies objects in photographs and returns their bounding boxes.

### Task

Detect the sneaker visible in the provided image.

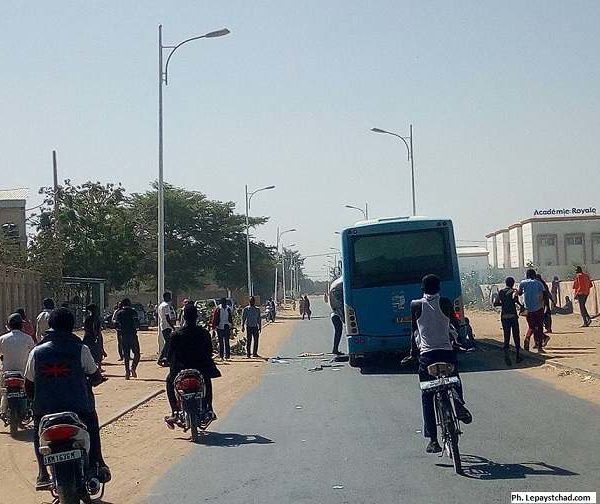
[164,416,177,430]
[537,347,546,354]
[246,354,251,358]
[523,336,530,352]
[455,402,473,424]
[252,354,259,357]
[97,465,112,484]
[131,368,137,378]
[542,335,551,347]
[35,474,52,491]
[426,439,442,453]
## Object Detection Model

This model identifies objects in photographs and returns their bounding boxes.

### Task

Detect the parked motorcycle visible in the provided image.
[1,371,32,437]
[173,369,213,442]
[38,412,105,504]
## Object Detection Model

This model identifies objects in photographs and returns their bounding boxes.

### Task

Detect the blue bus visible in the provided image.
[340,217,463,367]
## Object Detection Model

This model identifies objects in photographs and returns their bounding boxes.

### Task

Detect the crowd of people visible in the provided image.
[493,265,594,366]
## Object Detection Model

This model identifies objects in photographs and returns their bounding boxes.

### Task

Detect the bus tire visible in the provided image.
[349,355,364,368]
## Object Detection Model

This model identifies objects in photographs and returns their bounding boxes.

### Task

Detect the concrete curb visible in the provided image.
[99,389,165,430]
[477,340,600,380]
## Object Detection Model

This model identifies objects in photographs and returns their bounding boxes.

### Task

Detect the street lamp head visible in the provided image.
[264,185,276,190]
[344,205,356,210]
[371,127,388,134]
[204,28,230,38]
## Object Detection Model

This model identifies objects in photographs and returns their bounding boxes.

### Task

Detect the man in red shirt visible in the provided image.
[573,266,593,327]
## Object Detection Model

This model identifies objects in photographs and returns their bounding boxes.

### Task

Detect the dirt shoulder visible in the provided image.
[467,309,600,407]
[0,313,298,504]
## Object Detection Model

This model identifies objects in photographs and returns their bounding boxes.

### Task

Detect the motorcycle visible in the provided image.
[265,304,275,322]
[1,371,32,437]
[173,369,213,442]
[419,362,464,474]
[38,412,105,504]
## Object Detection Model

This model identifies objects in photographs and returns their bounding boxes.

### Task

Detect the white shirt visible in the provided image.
[415,294,453,353]
[36,310,52,341]
[24,341,97,381]
[217,307,231,330]
[0,330,35,372]
[158,301,175,331]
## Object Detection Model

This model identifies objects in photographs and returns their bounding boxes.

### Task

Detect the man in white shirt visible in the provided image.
[0,313,35,416]
[35,298,55,342]
[212,298,232,360]
[157,292,176,366]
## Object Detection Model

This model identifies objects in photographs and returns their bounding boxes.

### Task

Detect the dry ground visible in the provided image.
[0,314,298,504]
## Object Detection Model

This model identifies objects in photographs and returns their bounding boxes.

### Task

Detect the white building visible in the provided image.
[457,246,489,280]
[486,214,600,279]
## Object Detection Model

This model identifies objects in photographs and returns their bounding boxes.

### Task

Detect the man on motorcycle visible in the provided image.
[0,313,35,420]
[164,304,220,429]
[410,274,472,454]
[23,308,110,490]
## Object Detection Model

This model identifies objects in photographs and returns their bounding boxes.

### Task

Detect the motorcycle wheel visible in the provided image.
[9,409,19,438]
[190,412,200,443]
[57,481,80,504]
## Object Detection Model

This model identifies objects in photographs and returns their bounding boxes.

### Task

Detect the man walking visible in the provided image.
[157,292,176,366]
[573,266,593,327]
[518,269,546,353]
[212,298,232,360]
[114,298,141,379]
[493,277,523,365]
[329,278,345,355]
[241,296,262,358]
[303,295,311,320]
[35,298,54,342]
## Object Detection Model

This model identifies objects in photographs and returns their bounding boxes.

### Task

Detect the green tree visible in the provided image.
[28,181,142,290]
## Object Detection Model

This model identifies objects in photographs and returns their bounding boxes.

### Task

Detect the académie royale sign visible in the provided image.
[534,207,597,217]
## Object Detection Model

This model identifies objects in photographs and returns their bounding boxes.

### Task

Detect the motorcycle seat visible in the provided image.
[39,411,87,432]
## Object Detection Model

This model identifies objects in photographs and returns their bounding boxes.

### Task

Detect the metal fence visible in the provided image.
[0,264,42,324]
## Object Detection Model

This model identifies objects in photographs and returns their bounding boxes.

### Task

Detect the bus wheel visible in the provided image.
[349,355,364,368]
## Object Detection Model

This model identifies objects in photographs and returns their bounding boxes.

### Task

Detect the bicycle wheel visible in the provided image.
[442,396,462,474]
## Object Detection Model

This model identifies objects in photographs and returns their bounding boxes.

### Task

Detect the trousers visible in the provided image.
[246,327,260,357]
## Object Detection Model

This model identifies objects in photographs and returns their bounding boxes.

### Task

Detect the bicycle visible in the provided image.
[420,361,463,474]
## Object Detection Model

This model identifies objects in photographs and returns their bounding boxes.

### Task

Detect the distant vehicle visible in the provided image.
[131,303,149,330]
[341,217,464,367]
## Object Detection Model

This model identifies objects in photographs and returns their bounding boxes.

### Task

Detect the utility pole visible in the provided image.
[52,150,63,281]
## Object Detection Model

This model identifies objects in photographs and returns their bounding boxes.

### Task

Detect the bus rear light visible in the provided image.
[345,305,359,335]
[453,297,464,321]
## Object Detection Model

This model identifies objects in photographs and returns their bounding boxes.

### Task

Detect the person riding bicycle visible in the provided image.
[409,274,473,454]
[164,304,221,429]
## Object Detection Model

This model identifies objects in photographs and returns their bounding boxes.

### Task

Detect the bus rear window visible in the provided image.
[351,229,453,289]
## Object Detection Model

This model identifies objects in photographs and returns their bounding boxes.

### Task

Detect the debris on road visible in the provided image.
[332,485,344,490]
[295,405,303,410]
[308,365,324,372]
[298,352,324,357]
[271,357,290,364]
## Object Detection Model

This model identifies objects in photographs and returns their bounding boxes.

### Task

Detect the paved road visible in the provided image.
[148,300,599,504]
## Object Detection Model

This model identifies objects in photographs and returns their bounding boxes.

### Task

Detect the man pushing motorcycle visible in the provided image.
[24,307,110,490]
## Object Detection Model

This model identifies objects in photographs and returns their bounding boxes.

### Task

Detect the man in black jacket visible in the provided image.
[114,298,140,380]
[165,304,220,428]
[24,308,110,490]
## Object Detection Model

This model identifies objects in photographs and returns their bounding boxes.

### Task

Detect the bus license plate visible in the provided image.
[43,450,82,466]
[7,391,25,398]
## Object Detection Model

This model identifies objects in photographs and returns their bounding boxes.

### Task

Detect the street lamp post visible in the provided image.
[371,125,416,216]
[274,227,296,305]
[344,203,368,219]
[245,184,275,296]
[157,24,230,307]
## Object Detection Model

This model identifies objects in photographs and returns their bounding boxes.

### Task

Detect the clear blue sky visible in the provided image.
[2,1,599,279]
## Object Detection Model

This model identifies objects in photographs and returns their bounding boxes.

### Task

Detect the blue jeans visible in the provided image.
[217,326,231,359]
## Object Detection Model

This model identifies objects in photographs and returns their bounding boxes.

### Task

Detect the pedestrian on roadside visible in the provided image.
[328,278,345,355]
[303,295,311,320]
[518,269,546,353]
[157,292,176,366]
[299,296,305,318]
[211,298,232,360]
[15,308,36,343]
[573,266,593,327]
[536,274,553,339]
[241,296,262,358]
[35,298,54,342]
[493,277,523,365]
[551,276,561,310]
[554,296,573,315]
[114,298,140,380]
[83,304,105,370]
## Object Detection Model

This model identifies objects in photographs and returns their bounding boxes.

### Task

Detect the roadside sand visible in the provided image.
[0,315,298,504]
[467,309,600,407]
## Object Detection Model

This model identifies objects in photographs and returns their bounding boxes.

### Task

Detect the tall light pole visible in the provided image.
[157,24,230,306]
[345,203,368,219]
[274,227,296,304]
[281,243,295,306]
[245,184,275,296]
[371,125,415,216]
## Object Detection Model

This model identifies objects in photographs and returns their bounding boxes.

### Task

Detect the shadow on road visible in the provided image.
[454,455,578,480]
[0,428,34,442]
[192,432,274,447]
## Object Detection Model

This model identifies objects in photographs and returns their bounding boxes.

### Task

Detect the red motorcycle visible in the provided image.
[173,369,214,442]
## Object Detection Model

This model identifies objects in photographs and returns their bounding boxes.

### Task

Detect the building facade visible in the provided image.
[0,188,27,249]
[486,215,600,279]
